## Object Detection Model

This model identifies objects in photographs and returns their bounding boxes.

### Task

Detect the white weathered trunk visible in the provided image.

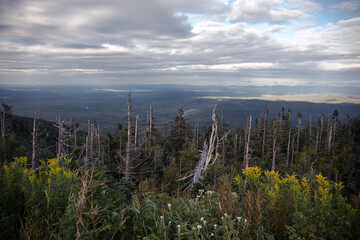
[244,115,252,168]
[125,93,132,181]
[32,105,41,169]
[272,127,277,171]
[262,106,268,160]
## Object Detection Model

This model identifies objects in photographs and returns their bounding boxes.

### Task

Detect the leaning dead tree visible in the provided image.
[182,105,230,189]
[188,105,219,188]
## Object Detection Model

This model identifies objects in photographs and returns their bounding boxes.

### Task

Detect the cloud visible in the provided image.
[0,0,192,47]
[162,63,278,71]
[331,1,360,11]
[229,0,320,24]
[0,0,359,90]
[198,94,360,104]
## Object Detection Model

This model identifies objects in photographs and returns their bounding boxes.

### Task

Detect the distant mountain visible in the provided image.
[1,85,359,133]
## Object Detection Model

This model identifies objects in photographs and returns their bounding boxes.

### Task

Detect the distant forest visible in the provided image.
[1,94,360,239]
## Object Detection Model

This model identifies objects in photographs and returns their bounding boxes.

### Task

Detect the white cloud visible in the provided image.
[163,63,278,71]
[318,62,360,70]
[229,0,313,23]
[198,94,360,104]
[331,1,360,11]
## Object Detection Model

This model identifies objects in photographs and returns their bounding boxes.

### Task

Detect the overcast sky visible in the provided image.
[0,0,359,88]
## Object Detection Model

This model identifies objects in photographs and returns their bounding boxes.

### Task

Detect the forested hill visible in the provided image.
[1,99,360,239]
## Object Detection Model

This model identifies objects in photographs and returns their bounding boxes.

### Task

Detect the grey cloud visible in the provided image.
[0,0,359,88]
[0,0,192,48]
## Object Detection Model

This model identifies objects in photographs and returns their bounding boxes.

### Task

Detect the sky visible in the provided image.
[0,0,359,88]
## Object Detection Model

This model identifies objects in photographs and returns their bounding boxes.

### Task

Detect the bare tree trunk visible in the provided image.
[190,105,223,187]
[272,126,277,171]
[262,105,268,160]
[85,121,90,162]
[296,113,302,152]
[205,105,218,169]
[239,132,242,157]
[149,106,153,138]
[85,120,101,164]
[97,123,101,164]
[221,109,226,162]
[286,127,291,166]
[244,115,252,168]
[320,115,324,151]
[328,120,332,150]
[134,115,138,150]
[55,114,67,157]
[32,105,41,169]
[326,115,331,150]
[125,92,132,181]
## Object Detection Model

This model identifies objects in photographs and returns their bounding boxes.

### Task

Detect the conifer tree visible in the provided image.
[169,107,190,154]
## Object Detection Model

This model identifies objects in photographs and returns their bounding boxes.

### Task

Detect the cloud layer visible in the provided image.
[0,0,359,89]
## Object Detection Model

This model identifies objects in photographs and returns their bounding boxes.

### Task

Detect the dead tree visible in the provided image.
[296,113,302,152]
[188,105,227,188]
[149,106,153,138]
[85,120,101,165]
[221,109,227,162]
[134,115,139,150]
[262,105,268,160]
[205,105,219,168]
[125,93,132,181]
[54,114,69,157]
[327,115,332,150]
[31,105,41,169]
[332,114,337,147]
[272,122,278,171]
[69,118,80,150]
[320,114,324,150]
[286,110,292,166]
[244,115,252,168]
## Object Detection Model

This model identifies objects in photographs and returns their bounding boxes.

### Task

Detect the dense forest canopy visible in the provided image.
[1,98,360,239]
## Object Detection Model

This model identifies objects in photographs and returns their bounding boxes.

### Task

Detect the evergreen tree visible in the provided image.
[169,107,191,154]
